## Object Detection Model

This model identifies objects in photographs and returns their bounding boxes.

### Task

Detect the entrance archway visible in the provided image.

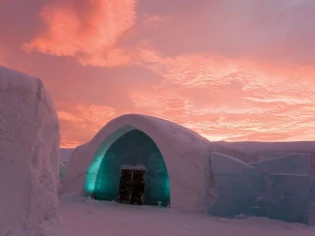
[85,129,171,207]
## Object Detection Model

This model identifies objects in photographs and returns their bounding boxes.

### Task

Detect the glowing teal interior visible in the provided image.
[84,128,171,206]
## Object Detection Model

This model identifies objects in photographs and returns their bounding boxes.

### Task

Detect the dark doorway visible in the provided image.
[86,129,170,206]
[118,168,146,205]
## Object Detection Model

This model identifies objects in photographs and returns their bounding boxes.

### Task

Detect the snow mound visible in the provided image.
[0,66,67,236]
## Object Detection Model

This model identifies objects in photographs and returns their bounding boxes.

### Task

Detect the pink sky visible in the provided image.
[1,0,315,147]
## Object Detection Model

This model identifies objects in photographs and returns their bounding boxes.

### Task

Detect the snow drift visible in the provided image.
[0,66,66,236]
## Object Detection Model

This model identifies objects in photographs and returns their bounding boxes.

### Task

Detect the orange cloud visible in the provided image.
[52,43,315,146]
[77,47,132,67]
[2,0,315,147]
[58,104,118,147]
[23,0,137,67]
[57,111,83,123]
[143,15,166,26]
[129,46,315,142]
[138,46,315,95]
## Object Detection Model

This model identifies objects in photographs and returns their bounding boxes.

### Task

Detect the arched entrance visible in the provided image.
[84,129,171,207]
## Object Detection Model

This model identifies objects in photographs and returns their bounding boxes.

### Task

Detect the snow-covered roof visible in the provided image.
[61,114,215,212]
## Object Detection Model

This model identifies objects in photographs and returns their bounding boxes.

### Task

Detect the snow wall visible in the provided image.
[60,162,67,181]
[0,66,66,235]
[61,114,217,213]
[209,152,315,225]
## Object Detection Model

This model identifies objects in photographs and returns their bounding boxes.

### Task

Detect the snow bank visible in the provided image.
[0,66,67,236]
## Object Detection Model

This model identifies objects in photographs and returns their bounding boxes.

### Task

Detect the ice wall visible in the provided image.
[251,153,313,175]
[209,152,265,217]
[253,174,312,223]
[60,162,67,181]
[59,148,74,181]
[251,154,315,224]
[0,67,67,235]
[209,151,315,225]
[308,179,315,225]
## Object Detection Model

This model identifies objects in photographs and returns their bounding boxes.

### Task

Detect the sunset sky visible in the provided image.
[1,0,315,147]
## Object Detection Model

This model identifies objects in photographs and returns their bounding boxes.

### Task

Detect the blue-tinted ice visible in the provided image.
[209,152,315,225]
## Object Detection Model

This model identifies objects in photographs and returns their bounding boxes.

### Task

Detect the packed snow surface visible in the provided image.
[60,197,315,236]
[0,66,67,236]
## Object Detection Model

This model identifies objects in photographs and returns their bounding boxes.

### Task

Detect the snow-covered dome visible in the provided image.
[61,114,217,212]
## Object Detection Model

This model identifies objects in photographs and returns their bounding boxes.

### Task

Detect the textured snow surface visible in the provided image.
[0,67,67,236]
[61,114,216,213]
[60,198,315,236]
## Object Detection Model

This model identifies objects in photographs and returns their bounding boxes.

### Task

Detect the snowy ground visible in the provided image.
[60,198,315,236]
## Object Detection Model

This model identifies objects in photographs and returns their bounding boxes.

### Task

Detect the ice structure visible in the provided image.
[208,152,265,217]
[57,112,314,224]
[61,114,217,213]
[60,162,67,181]
[0,66,67,235]
[209,151,315,225]
[59,149,73,182]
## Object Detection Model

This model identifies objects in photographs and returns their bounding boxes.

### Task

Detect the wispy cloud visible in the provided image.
[143,15,166,26]
[23,0,137,67]
[0,0,314,146]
